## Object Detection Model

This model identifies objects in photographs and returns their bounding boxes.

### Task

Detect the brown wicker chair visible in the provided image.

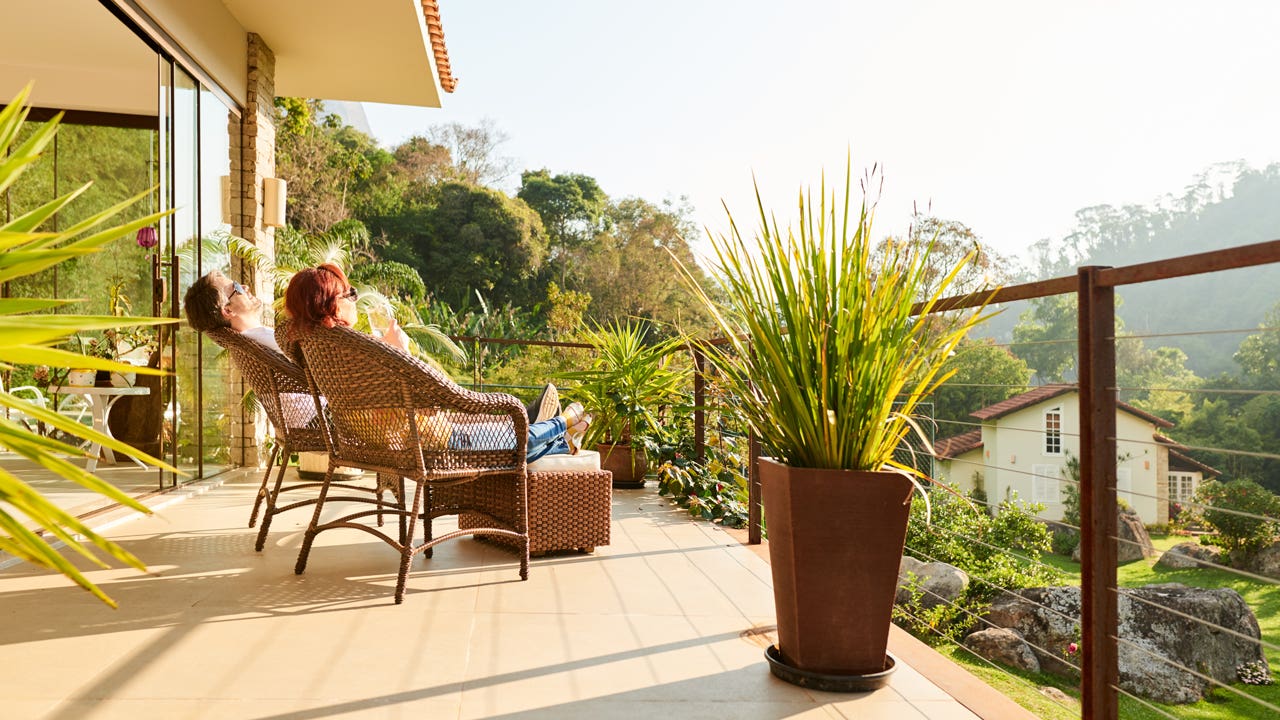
[206,327,397,552]
[292,324,530,603]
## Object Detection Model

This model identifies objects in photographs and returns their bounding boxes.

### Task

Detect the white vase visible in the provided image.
[110,371,136,387]
[66,370,96,387]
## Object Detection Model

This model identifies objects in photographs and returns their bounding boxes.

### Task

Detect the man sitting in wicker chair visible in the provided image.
[285,264,590,462]
[183,270,279,350]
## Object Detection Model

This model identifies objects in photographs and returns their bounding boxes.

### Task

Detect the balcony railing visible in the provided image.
[449,238,1280,719]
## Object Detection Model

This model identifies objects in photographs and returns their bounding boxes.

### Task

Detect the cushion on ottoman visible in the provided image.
[528,449,600,472]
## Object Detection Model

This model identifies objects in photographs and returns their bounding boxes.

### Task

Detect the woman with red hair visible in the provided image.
[285,264,588,461]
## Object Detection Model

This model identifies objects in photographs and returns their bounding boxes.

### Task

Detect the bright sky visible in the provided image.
[364,0,1280,264]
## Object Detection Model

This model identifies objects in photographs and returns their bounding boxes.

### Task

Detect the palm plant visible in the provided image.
[228,227,464,364]
[558,319,691,448]
[0,85,179,607]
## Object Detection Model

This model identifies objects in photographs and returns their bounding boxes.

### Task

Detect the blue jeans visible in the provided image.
[448,417,570,462]
[527,416,571,462]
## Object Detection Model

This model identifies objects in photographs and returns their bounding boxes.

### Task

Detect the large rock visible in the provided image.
[1071,509,1155,564]
[983,584,1266,704]
[963,628,1040,672]
[897,556,969,609]
[1244,542,1280,580]
[1155,542,1221,570]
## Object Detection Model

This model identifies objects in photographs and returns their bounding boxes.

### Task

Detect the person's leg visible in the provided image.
[526,416,570,462]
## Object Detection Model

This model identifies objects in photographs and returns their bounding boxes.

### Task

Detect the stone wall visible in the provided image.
[228,33,276,467]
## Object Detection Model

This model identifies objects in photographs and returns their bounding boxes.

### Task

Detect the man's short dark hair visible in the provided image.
[183,272,231,333]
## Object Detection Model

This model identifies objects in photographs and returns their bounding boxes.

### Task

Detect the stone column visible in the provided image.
[228,33,277,467]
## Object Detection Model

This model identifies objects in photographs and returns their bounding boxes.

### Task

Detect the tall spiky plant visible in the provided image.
[0,85,180,607]
[671,161,993,474]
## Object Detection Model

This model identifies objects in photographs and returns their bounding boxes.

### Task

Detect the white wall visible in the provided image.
[983,394,1164,525]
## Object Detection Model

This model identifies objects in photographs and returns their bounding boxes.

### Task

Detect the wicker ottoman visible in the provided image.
[459,450,612,556]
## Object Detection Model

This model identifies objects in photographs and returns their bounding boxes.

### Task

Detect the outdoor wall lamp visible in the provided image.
[263,177,287,228]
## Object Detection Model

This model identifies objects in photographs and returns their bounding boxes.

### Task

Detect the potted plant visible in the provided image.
[559,320,690,488]
[671,164,991,690]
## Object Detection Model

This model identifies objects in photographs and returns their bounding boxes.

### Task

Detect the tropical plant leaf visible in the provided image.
[0,86,184,606]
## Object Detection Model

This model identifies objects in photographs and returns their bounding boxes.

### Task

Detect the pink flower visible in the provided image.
[1067,642,1078,655]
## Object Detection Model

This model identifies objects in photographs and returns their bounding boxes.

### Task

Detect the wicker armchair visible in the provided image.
[207,327,396,552]
[292,324,530,603]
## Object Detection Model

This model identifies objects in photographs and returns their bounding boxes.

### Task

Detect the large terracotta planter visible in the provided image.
[760,458,914,678]
[596,442,648,488]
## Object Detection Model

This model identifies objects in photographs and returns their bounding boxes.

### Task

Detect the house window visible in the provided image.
[1168,473,1196,503]
[1044,408,1062,455]
[1032,464,1060,504]
[1116,468,1132,506]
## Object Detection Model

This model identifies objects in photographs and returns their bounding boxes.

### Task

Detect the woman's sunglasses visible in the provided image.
[340,287,358,301]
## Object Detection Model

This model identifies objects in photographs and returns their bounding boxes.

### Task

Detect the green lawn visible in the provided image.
[944,535,1280,719]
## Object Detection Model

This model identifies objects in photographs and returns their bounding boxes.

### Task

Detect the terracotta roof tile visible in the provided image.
[421,0,457,93]
[970,384,1074,420]
[1169,449,1221,477]
[933,429,983,459]
[969,384,1174,428]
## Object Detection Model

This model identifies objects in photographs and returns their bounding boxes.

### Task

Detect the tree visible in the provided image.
[423,118,515,186]
[876,212,1015,300]
[414,182,549,308]
[1010,294,1078,382]
[274,98,392,233]
[1116,341,1200,421]
[1234,301,1280,390]
[517,169,607,286]
[931,338,1032,431]
[576,197,716,332]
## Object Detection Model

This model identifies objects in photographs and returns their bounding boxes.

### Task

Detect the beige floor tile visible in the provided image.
[0,470,982,720]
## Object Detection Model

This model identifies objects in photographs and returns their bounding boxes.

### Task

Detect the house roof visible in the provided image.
[933,429,983,459]
[1169,449,1221,477]
[969,383,1175,429]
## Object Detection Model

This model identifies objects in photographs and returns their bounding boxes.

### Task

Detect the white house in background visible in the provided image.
[932,384,1219,526]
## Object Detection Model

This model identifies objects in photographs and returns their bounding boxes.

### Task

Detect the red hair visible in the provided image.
[285,263,352,339]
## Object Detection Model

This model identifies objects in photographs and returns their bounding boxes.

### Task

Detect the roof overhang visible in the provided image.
[222,0,450,107]
[1,0,452,117]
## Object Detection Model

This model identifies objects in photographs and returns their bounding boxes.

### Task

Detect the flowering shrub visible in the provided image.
[1194,479,1280,555]
[1237,660,1273,686]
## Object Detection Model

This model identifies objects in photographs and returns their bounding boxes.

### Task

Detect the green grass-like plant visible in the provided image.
[0,85,179,607]
[672,160,992,476]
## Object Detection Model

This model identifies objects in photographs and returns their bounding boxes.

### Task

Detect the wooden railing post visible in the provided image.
[1078,265,1119,720]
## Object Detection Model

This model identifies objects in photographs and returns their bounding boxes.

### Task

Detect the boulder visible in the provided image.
[897,556,970,609]
[1244,542,1280,580]
[963,628,1040,672]
[1070,509,1155,564]
[983,584,1266,704]
[1155,542,1221,570]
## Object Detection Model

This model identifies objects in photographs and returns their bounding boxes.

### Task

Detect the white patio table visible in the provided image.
[48,385,150,472]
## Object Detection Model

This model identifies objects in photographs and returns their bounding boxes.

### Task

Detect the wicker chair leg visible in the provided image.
[248,444,279,528]
[254,449,292,552]
[396,477,408,546]
[294,465,335,575]
[422,485,434,559]
[395,480,426,604]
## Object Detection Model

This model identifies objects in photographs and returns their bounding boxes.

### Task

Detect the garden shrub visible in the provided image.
[1193,478,1280,556]
[897,487,1066,644]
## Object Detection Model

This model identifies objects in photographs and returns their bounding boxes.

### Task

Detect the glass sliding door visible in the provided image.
[158,63,236,485]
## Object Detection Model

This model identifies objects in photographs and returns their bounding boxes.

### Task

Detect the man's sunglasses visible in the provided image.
[224,281,248,306]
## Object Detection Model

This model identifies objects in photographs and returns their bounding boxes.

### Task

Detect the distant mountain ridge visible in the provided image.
[985,162,1280,377]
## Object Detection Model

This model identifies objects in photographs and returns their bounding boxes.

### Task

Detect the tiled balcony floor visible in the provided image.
[0,468,1021,719]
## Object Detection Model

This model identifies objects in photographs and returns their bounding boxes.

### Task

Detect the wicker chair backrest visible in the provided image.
[294,324,529,479]
[206,327,325,451]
